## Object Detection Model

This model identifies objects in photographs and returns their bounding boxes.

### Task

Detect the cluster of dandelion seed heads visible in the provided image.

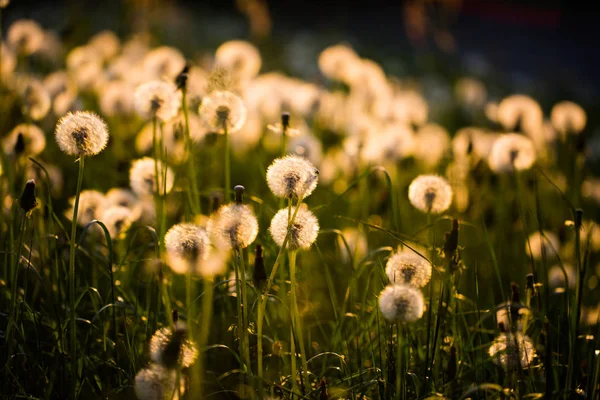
[198,90,247,134]
[378,284,425,323]
[266,155,319,200]
[386,250,432,288]
[164,223,211,274]
[488,133,536,173]
[134,364,186,400]
[408,174,453,214]
[149,322,198,369]
[129,157,175,197]
[207,204,258,249]
[269,206,319,250]
[134,80,181,122]
[488,332,536,370]
[55,111,109,157]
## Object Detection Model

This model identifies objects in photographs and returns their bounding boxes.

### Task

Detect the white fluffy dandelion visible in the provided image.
[55,111,109,157]
[207,203,259,249]
[3,123,46,156]
[134,80,181,122]
[129,157,175,197]
[489,332,536,370]
[266,155,319,200]
[386,250,432,288]
[198,90,247,134]
[164,223,211,274]
[269,205,319,250]
[101,206,134,240]
[134,364,186,400]
[378,284,425,323]
[488,133,536,173]
[526,231,560,261]
[149,322,198,369]
[215,40,262,83]
[66,190,107,227]
[551,101,587,136]
[408,175,453,214]
[19,79,51,121]
[7,19,44,55]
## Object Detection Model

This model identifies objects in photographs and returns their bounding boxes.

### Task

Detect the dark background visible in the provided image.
[3,0,599,104]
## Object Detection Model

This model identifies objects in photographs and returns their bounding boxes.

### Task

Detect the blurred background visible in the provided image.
[3,0,599,118]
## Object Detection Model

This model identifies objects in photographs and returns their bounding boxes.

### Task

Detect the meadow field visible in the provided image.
[1,2,599,399]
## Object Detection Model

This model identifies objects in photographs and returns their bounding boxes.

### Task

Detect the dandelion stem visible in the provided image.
[196,277,215,398]
[289,249,309,395]
[69,155,85,399]
[182,90,200,215]
[233,247,247,375]
[239,248,251,374]
[224,124,231,203]
[257,197,305,390]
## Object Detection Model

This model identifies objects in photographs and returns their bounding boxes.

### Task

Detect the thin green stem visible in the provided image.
[239,248,251,373]
[182,90,200,215]
[257,198,305,388]
[196,277,215,398]
[289,250,308,395]
[290,324,299,396]
[224,125,231,203]
[70,155,85,399]
[233,248,246,375]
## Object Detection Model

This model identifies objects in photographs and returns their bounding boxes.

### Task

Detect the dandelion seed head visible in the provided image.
[455,77,487,108]
[99,81,135,117]
[269,205,319,250]
[548,264,576,291]
[143,46,186,81]
[101,206,133,240]
[3,124,46,156]
[266,155,319,200]
[386,250,432,288]
[164,223,211,274]
[55,111,109,157]
[7,19,44,55]
[150,322,198,369]
[551,101,587,135]
[134,364,186,400]
[488,332,535,370]
[129,157,174,197]
[526,231,560,261]
[134,80,181,122]
[207,204,258,250]
[488,133,536,173]
[66,190,107,227]
[389,91,429,127]
[198,90,247,134]
[414,123,450,168]
[215,40,262,83]
[105,188,137,208]
[88,30,120,61]
[19,79,51,121]
[497,95,543,136]
[408,175,453,214]
[378,284,425,323]
[288,134,323,167]
[318,44,360,82]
